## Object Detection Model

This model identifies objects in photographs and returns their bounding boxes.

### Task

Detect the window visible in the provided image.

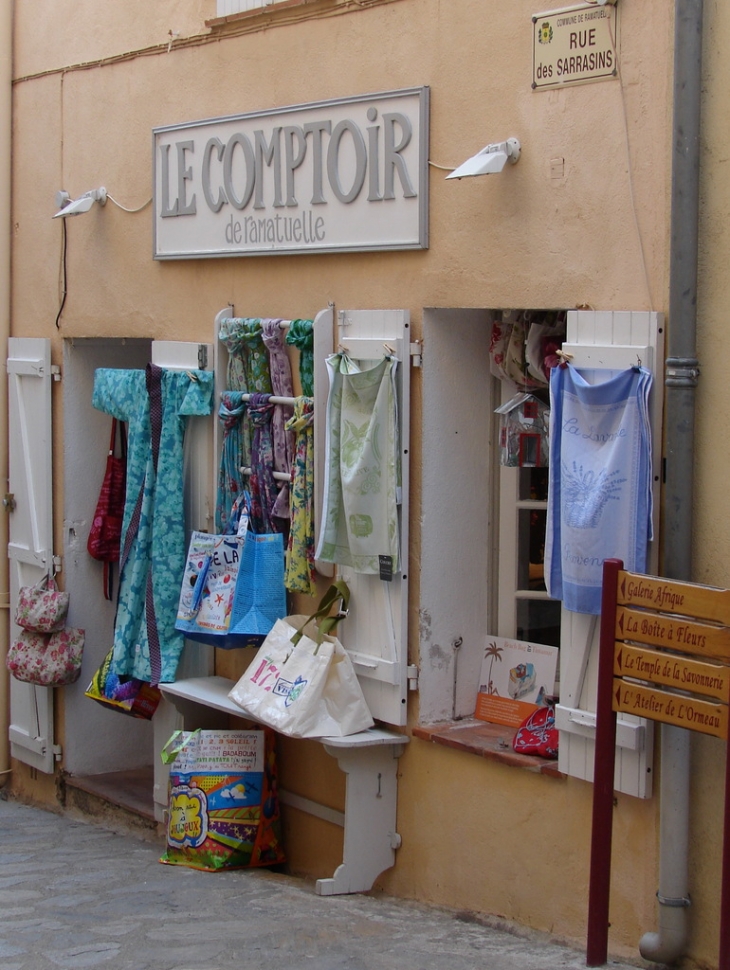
[498,453,561,646]
[216,0,284,16]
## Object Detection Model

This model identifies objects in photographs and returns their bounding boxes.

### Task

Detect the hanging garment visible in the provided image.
[544,364,653,615]
[285,318,314,396]
[215,391,248,534]
[93,365,214,683]
[284,397,316,595]
[315,353,400,575]
[218,317,273,467]
[261,318,295,519]
[248,393,279,535]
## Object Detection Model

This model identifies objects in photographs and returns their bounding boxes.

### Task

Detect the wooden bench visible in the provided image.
[160,676,409,895]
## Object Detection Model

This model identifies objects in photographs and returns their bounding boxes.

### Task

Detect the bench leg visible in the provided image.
[316,743,405,895]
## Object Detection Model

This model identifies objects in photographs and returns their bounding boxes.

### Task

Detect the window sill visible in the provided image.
[413,719,565,778]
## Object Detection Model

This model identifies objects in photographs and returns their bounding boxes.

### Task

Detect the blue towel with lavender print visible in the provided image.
[545,363,653,614]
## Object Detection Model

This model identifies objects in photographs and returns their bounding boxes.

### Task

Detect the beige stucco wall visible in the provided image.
[7,0,690,963]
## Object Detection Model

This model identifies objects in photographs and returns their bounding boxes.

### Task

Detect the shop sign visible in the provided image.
[613,679,729,740]
[532,3,617,90]
[153,87,429,259]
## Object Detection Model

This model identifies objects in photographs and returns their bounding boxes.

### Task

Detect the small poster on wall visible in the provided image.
[475,636,559,728]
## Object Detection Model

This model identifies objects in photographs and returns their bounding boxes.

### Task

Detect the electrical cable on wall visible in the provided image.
[55,217,67,329]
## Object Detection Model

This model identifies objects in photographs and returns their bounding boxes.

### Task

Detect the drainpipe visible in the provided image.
[0,0,12,788]
[639,0,703,963]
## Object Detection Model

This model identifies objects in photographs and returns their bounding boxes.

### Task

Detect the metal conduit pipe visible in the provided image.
[0,0,12,788]
[640,0,703,963]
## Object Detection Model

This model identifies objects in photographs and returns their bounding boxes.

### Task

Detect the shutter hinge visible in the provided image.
[410,341,422,367]
[51,365,61,382]
[52,555,62,573]
[407,664,419,690]
[198,345,208,370]
[53,744,63,762]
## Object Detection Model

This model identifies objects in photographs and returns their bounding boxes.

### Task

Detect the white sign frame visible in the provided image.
[532,3,618,90]
[153,87,429,259]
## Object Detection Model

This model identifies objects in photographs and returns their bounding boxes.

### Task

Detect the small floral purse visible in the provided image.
[6,627,85,686]
[14,575,70,633]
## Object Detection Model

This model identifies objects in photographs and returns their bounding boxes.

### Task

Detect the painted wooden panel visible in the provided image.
[333,309,411,727]
[7,338,55,773]
[555,309,664,798]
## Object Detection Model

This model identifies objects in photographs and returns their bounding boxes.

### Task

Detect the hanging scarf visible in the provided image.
[248,393,279,535]
[284,397,316,595]
[216,392,248,533]
[544,363,653,614]
[285,318,314,396]
[218,317,273,467]
[262,318,295,520]
[315,353,400,574]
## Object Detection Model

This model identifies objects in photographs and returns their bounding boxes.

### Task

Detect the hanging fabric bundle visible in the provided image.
[247,393,280,536]
[544,363,653,614]
[218,317,273,468]
[216,391,248,534]
[285,318,314,396]
[261,318,295,519]
[92,363,214,685]
[315,352,400,576]
[284,396,316,595]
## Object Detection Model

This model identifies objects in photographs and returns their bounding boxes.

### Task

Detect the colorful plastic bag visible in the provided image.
[84,648,161,719]
[159,729,285,871]
[227,531,287,648]
[175,530,246,646]
[227,582,374,739]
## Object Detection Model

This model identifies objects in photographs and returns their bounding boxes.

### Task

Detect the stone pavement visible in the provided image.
[0,796,648,970]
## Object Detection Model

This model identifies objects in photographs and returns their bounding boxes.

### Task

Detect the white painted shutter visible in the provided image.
[7,338,56,773]
[330,310,411,727]
[555,310,664,798]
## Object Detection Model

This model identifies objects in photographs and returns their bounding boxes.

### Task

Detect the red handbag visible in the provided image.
[87,419,127,599]
[512,703,559,759]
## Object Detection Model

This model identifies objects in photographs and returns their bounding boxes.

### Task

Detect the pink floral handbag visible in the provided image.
[14,575,69,633]
[6,628,84,686]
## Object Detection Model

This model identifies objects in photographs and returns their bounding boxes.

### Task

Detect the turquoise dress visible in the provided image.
[93,368,214,683]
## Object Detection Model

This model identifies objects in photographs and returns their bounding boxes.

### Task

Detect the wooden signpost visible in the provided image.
[588,559,730,967]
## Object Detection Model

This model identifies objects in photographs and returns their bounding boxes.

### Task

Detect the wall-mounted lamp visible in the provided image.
[52,187,107,218]
[445,138,521,179]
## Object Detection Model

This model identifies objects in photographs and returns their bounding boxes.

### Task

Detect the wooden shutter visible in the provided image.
[329,310,412,727]
[7,338,56,772]
[554,310,664,798]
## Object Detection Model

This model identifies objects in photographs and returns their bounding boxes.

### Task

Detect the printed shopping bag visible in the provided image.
[14,574,69,633]
[6,627,84,686]
[175,531,247,646]
[227,531,287,648]
[159,729,285,871]
[84,648,161,719]
[227,582,374,739]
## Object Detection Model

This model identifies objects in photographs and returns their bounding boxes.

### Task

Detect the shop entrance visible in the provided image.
[60,337,214,821]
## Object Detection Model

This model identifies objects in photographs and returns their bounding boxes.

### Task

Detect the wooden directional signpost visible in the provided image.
[587,559,730,967]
